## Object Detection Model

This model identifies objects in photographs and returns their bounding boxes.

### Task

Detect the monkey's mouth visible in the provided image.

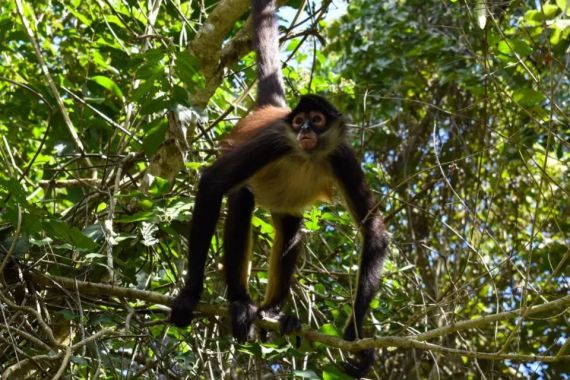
[298,135,317,150]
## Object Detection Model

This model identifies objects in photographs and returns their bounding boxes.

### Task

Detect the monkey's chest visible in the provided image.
[248,157,334,214]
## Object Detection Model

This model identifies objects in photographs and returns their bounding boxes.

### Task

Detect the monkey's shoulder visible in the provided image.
[248,155,334,213]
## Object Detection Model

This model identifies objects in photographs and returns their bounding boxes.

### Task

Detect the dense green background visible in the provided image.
[0,0,568,378]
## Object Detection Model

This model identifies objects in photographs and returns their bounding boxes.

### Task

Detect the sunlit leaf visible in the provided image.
[90,75,124,100]
[513,88,545,107]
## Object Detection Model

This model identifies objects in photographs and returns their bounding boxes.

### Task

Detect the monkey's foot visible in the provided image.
[341,348,376,378]
[229,300,258,343]
[170,291,199,328]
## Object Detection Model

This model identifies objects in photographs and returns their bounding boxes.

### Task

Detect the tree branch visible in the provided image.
[188,0,250,107]
[415,295,570,342]
[1,327,119,379]
[38,179,101,188]
[188,0,289,107]
[27,273,570,363]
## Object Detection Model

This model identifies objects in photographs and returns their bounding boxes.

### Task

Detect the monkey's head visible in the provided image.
[286,95,344,153]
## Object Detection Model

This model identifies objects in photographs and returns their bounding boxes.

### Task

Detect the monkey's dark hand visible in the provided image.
[259,308,302,347]
[170,290,200,328]
[229,300,258,343]
[341,325,376,377]
[341,348,376,378]
[277,314,302,336]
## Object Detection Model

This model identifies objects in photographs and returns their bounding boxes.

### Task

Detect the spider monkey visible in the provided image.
[170,0,388,376]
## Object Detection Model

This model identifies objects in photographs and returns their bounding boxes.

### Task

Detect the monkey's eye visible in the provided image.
[309,112,325,128]
[292,115,305,130]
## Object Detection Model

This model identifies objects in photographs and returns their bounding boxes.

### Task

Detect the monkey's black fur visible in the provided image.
[170,0,388,377]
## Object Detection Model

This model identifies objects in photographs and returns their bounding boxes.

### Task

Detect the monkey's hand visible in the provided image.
[170,290,200,328]
[258,308,302,347]
[229,300,258,343]
[341,327,376,378]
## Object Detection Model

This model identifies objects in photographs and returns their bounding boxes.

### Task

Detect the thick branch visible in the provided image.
[188,0,250,107]
[27,273,570,363]
[188,0,288,107]
[189,0,250,68]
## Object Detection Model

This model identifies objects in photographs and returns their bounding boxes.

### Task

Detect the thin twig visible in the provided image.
[0,205,22,280]
[14,0,90,164]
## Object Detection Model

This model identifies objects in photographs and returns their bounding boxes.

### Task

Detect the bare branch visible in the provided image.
[38,179,101,188]
[28,273,570,363]
[1,328,119,379]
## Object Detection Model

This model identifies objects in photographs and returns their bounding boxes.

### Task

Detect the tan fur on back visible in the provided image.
[222,106,290,151]
[249,154,334,214]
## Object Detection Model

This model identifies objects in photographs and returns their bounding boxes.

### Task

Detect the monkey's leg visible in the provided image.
[260,213,303,335]
[223,187,256,343]
[170,127,290,329]
[339,218,388,377]
[330,144,390,376]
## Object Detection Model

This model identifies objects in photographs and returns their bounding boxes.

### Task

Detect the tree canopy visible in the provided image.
[0,0,568,378]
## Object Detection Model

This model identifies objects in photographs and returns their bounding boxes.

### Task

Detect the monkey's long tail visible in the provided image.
[252,0,286,108]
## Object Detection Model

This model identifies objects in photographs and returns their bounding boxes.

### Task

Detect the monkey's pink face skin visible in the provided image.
[297,131,318,150]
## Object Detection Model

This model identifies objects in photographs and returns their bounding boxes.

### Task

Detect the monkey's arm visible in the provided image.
[170,127,291,328]
[330,143,388,376]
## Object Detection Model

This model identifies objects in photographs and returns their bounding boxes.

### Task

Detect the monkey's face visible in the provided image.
[291,111,327,151]
[287,95,345,154]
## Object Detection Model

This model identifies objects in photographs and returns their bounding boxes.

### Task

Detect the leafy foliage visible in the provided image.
[0,0,568,379]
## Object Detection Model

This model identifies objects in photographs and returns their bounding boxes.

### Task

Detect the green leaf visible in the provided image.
[252,216,274,235]
[497,39,532,57]
[513,88,545,107]
[43,220,98,251]
[260,344,289,355]
[319,323,340,337]
[175,51,204,87]
[132,76,159,102]
[90,75,124,100]
[140,97,171,116]
[159,199,193,222]
[293,370,320,379]
[56,309,78,320]
[143,118,167,156]
[67,7,92,26]
[0,178,27,202]
[148,177,170,196]
[322,363,353,380]
[237,343,262,356]
[136,50,165,80]
[116,211,156,223]
[556,0,570,16]
[543,3,560,18]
